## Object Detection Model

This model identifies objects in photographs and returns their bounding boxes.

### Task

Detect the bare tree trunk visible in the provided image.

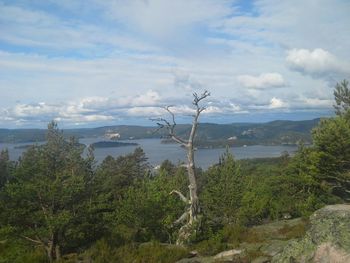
[154,91,209,245]
[46,232,60,262]
[46,241,54,263]
[55,245,61,261]
[187,111,200,224]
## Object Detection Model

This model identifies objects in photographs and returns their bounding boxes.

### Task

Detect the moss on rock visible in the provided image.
[272,204,350,263]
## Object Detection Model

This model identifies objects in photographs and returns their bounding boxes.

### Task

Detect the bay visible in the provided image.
[0,138,298,169]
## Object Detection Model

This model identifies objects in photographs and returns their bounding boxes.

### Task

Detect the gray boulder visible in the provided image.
[272,204,350,263]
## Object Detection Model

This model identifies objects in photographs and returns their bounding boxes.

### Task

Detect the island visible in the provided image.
[90,141,139,148]
[14,144,35,149]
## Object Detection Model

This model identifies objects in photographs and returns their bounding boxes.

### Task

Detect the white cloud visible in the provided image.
[303,98,332,108]
[13,103,61,118]
[269,97,287,109]
[103,0,232,39]
[2,90,163,125]
[290,97,333,109]
[0,1,348,127]
[286,48,349,76]
[132,90,161,106]
[126,106,165,117]
[237,73,285,89]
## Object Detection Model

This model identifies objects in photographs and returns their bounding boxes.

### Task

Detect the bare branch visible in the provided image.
[152,125,164,135]
[170,135,188,146]
[198,107,206,113]
[173,210,190,225]
[193,90,210,107]
[22,235,43,245]
[170,190,190,203]
[151,107,188,146]
[165,106,176,125]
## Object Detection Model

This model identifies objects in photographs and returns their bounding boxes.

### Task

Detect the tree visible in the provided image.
[154,91,210,245]
[312,116,350,200]
[1,122,92,262]
[95,147,149,202]
[334,79,350,116]
[114,169,186,244]
[201,150,243,226]
[307,79,350,201]
[0,149,13,189]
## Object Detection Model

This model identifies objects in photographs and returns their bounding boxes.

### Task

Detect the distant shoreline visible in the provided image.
[90,141,139,148]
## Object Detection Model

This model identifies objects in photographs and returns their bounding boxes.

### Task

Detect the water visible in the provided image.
[0,138,298,169]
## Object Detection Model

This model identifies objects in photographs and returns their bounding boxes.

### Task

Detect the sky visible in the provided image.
[0,0,349,128]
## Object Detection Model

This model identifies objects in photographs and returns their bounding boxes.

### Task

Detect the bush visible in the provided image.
[0,241,47,263]
[84,240,188,263]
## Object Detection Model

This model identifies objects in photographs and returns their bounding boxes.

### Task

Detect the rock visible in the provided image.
[213,249,242,260]
[175,256,215,263]
[313,242,350,263]
[260,240,288,257]
[188,250,199,258]
[252,256,271,263]
[272,204,350,263]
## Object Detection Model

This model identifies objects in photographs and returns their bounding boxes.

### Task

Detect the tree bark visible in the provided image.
[187,111,200,225]
[45,232,60,262]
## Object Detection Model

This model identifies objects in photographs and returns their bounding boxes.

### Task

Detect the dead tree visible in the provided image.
[153,90,210,245]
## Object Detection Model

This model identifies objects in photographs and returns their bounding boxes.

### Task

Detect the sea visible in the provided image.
[0,137,298,169]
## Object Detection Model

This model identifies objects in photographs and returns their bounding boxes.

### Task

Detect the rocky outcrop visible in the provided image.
[272,204,350,263]
[176,218,306,262]
[176,205,350,263]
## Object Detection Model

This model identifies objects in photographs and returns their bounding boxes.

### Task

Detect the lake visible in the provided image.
[0,138,298,169]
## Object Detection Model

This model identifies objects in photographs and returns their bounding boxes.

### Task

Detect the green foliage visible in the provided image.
[0,242,47,263]
[0,149,13,189]
[194,231,228,256]
[201,150,243,225]
[113,166,187,243]
[0,122,94,261]
[94,147,149,201]
[334,79,350,116]
[312,115,350,200]
[278,221,308,239]
[84,240,188,263]
[238,188,270,225]
[0,226,47,263]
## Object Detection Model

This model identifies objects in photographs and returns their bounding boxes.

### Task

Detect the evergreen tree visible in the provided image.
[201,151,243,225]
[0,149,13,189]
[334,79,350,116]
[0,122,92,262]
[312,115,350,200]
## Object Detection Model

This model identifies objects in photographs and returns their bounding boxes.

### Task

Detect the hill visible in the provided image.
[0,118,321,146]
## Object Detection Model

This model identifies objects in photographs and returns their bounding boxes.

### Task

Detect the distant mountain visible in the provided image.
[0,118,321,146]
[0,128,47,143]
[163,118,320,147]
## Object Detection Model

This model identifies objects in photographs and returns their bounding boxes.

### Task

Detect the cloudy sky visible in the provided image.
[0,0,349,128]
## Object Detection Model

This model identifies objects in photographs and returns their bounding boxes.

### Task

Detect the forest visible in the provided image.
[0,80,349,262]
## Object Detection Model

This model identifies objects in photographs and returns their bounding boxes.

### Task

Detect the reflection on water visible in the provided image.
[0,138,298,169]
